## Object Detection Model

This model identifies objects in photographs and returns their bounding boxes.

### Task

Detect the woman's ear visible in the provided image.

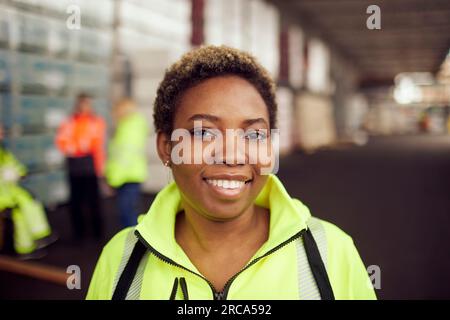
[156,131,172,164]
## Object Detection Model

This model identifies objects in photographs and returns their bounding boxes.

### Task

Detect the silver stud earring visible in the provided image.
[164,159,172,184]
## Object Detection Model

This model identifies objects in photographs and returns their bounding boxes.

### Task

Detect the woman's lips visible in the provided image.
[203,178,251,198]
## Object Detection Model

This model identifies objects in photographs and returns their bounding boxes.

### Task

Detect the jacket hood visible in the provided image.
[135,174,311,273]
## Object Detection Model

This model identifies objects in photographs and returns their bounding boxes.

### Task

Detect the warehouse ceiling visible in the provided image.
[271,0,450,87]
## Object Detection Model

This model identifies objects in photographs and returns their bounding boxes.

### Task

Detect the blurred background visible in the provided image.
[0,0,449,299]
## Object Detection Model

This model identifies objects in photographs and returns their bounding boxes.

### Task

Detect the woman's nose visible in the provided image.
[214,132,247,165]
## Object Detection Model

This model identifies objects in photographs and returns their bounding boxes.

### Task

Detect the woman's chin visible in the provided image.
[199,202,249,222]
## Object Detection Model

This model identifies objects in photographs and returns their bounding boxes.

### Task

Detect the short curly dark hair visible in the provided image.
[153,45,277,135]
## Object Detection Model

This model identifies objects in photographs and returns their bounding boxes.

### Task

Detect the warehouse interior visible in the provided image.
[0,0,450,299]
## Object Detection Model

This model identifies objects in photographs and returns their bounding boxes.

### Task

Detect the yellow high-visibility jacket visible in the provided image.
[87,174,377,300]
[0,147,51,253]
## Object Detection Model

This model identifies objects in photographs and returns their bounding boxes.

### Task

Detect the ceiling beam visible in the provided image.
[332,33,447,45]
[349,48,449,55]
[358,77,394,89]
[292,0,450,15]
[327,24,450,34]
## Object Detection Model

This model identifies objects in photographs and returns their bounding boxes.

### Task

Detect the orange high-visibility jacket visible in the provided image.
[55,113,106,176]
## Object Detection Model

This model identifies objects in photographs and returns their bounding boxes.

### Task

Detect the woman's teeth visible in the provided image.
[205,179,245,189]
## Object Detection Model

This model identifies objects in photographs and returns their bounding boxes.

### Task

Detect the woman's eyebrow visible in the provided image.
[188,114,220,123]
[187,114,268,127]
[243,118,269,127]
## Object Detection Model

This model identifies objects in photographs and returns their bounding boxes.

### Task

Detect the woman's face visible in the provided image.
[158,75,273,221]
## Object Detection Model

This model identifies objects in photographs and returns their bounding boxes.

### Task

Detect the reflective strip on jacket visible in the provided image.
[87,174,377,300]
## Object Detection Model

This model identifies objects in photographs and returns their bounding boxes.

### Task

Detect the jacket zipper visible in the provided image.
[135,228,306,300]
[135,230,220,297]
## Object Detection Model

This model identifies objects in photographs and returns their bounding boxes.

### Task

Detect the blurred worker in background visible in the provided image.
[0,125,55,259]
[419,110,430,133]
[105,98,148,227]
[55,93,106,240]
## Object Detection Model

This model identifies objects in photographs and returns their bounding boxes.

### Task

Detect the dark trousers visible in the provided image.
[0,208,15,254]
[67,156,102,239]
[117,183,140,228]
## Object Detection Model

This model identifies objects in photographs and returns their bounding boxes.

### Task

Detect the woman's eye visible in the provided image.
[192,128,216,139]
[245,130,267,140]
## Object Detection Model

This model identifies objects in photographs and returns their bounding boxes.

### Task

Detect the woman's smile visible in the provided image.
[202,173,253,200]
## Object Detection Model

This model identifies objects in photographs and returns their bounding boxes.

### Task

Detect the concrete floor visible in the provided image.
[277,134,450,299]
[1,134,449,299]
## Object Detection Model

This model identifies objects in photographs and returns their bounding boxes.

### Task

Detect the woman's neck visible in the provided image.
[176,202,269,253]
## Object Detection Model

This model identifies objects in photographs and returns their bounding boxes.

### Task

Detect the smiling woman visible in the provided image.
[86,45,377,300]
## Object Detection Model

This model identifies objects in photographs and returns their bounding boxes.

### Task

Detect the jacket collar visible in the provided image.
[135,174,311,272]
